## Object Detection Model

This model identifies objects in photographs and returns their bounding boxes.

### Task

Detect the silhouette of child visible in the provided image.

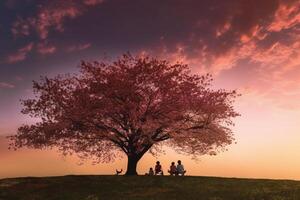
[168,162,177,176]
[155,161,163,175]
[148,167,154,176]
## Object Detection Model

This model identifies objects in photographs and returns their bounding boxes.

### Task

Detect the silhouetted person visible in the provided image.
[116,169,123,175]
[176,160,186,176]
[168,162,177,176]
[148,167,154,176]
[155,161,164,175]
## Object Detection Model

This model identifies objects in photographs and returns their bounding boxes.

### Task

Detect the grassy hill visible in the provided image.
[0,175,300,200]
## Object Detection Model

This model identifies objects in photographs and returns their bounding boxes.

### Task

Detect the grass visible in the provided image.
[1,175,300,200]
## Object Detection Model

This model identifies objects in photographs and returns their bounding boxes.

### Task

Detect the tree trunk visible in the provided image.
[125,154,140,175]
[125,145,152,175]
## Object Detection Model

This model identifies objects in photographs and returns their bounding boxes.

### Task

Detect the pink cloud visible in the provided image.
[145,2,300,110]
[11,3,81,39]
[215,22,231,38]
[11,17,32,37]
[35,5,81,39]
[268,2,300,32]
[212,37,300,109]
[146,39,256,76]
[154,1,300,76]
[11,0,105,40]
[0,82,15,89]
[83,0,105,6]
[7,43,34,63]
[37,42,57,55]
[67,43,91,52]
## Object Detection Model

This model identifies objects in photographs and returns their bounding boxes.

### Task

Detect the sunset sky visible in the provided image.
[1,0,300,180]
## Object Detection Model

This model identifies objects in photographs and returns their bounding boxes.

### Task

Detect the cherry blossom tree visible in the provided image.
[10,53,239,175]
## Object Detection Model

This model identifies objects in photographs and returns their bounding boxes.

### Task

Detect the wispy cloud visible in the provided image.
[83,0,105,6]
[66,43,91,52]
[11,0,105,40]
[137,0,300,109]
[6,42,34,63]
[6,0,300,109]
[37,42,57,55]
[12,4,81,39]
[268,2,300,32]
[0,82,15,89]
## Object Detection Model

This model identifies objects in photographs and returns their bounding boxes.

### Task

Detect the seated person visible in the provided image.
[168,162,177,176]
[148,167,154,176]
[155,161,164,175]
[176,160,186,176]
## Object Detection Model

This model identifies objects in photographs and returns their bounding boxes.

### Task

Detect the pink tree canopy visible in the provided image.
[10,53,239,175]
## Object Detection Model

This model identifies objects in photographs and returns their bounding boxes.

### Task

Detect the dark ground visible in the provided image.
[0,175,300,200]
